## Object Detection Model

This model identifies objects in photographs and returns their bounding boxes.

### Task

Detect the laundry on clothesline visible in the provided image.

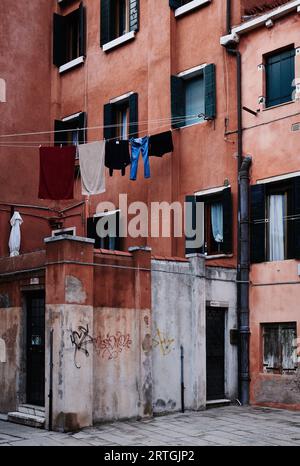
[149,130,173,157]
[38,146,75,200]
[105,140,131,177]
[130,136,150,181]
[78,141,106,195]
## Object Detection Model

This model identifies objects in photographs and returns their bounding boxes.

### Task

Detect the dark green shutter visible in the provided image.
[185,195,204,255]
[250,184,266,263]
[79,2,86,57]
[100,0,115,46]
[266,48,295,107]
[129,93,138,138]
[222,187,232,254]
[103,103,115,140]
[78,112,86,144]
[87,217,100,248]
[171,75,185,128]
[169,0,182,9]
[53,13,65,66]
[293,177,300,259]
[129,0,139,32]
[54,120,66,146]
[204,64,216,119]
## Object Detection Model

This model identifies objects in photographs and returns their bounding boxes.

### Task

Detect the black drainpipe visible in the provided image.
[226,0,232,34]
[238,156,252,406]
[224,42,251,404]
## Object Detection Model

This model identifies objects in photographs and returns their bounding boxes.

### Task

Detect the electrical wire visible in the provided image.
[0,114,200,140]
[0,115,201,148]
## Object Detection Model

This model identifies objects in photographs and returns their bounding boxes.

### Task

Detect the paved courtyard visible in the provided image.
[0,405,300,446]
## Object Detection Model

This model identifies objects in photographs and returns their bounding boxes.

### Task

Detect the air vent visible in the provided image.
[291,123,300,132]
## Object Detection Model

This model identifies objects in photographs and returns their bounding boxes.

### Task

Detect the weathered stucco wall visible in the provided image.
[93,306,152,422]
[250,261,300,409]
[151,256,238,414]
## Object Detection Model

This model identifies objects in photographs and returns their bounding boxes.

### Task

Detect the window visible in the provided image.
[54,112,86,157]
[185,187,232,256]
[53,3,86,68]
[100,0,139,47]
[87,210,121,251]
[103,93,138,140]
[52,227,76,237]
[265,47,295,108]
[250,177,300,263]
[262,323,297,374]
[171,64,216,128]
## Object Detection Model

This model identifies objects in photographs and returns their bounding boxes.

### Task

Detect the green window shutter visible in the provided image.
[103,103,115,140]
[222,187,232,254]
[169,0,182,9]
[129,0,139,32]
[100,0,115,46]
[129,93,138,138]
[53,13,65,67]
[204,63,216,120]
[293,177,300,259]
[266,48,295,108]
[54,120,66,146]
[250,184,266,263]
[79,2,86,57]
[171,75,185,128]
[78,112,87,144]
[185,195,204,255]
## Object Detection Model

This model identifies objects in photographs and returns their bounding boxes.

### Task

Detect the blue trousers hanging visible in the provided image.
[130,136,150,180]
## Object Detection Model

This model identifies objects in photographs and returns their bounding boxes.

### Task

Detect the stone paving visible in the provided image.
[0,405,300,446]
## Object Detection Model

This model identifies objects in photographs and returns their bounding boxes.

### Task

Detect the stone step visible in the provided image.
[8,411,45,429]
[18,404,45,417]
[206,399,232,409]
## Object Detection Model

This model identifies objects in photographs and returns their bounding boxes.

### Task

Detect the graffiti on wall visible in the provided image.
[94,331,132,360]
[70,324,94,369]
[152,328,175,356]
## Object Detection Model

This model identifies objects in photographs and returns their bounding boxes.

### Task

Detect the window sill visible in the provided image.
[262,99,295,111]
[103,31,136,53]
[176,120,206,129]
[175,0,211,18]
[59,56,85,74]
[205,254,233,260]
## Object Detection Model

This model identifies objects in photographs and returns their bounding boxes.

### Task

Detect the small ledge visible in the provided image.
[205,254,233,260]
[175,0,211,18]
[103,31,136,53]
[44,235,95,244]
[59,56,85,74]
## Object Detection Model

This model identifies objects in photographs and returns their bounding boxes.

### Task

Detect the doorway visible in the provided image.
[206,307,225,400]
[26,291,45,406]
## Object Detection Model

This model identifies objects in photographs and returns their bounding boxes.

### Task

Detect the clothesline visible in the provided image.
[0,114,201,140]
[0,116,199,148]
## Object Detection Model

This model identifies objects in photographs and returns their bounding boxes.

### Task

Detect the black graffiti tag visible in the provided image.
[70,324,94,369]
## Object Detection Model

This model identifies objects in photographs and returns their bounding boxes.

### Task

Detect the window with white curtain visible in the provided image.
[267,192,287,261]
[185,75,205,126]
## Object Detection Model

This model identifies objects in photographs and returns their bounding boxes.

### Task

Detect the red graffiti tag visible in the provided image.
[94,332,132,360]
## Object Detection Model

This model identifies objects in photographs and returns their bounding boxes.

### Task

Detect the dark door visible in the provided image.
[206,307,225,400]
[26,291,45,406]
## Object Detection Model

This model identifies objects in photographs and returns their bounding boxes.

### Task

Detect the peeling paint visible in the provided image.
[65,276,87,304]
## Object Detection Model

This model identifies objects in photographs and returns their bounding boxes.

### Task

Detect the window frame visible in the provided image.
[264,45,296,109]
[170,0,212,18]
[261,322,297,374]
[53,2,86,71]
[87,210,122,251]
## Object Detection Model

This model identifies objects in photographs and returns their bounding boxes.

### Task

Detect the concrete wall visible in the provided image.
[151,255,238,415]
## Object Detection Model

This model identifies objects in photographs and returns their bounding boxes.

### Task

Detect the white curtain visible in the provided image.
[268,194,285,261]
[8,211,23,257]
[211,202,223,243]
